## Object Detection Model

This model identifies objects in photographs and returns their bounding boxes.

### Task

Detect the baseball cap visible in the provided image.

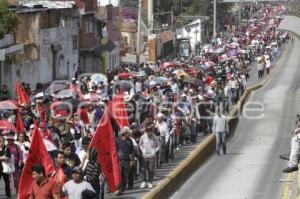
[72,166,83,174]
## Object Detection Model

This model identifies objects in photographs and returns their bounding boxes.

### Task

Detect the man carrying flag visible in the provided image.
[89,108,121,194]
[18,127,55,199]
[29,164,60,199]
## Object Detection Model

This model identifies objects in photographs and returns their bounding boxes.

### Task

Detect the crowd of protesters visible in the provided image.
[0,3,290,199]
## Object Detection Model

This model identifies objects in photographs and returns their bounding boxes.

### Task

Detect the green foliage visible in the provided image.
[121,0,138,7]
[288,0,300,17]
[153,0,232,28]
[0,0,19,39]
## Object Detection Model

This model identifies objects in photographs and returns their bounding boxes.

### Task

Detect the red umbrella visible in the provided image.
[0,120,17,132]
[183,68,200,76]
[0,100,18,110]
[117,72,131,79]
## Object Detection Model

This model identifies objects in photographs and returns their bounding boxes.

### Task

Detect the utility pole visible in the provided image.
[148,0,153,29]
[0,61,2,100]
[137,0,142,65]
[213,0,217,43]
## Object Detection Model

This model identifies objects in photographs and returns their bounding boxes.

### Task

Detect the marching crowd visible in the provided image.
[0,3,290,199]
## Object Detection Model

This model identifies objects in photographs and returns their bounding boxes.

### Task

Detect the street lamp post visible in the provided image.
[213,0,217,43]
[136,0,142,65]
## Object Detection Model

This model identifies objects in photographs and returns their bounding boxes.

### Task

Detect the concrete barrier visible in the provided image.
[142,43,291,199]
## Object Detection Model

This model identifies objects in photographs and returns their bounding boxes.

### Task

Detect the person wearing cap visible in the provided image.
[115,127,134,195]
[139,124,160,189]
[62,166,95,199]
[30,164,60,199]
[6,131,23,193]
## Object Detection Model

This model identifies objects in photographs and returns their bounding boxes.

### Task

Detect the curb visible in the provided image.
[142,43,291,199]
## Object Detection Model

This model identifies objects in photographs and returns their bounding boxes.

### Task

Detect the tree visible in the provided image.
[288,0,300,17]
[0,0,19,39]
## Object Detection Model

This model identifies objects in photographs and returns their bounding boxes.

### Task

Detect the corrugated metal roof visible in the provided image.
[22,1,75,9]
[278,15,300,38]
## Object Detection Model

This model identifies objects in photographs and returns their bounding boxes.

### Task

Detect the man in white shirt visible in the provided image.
[62,167,95,199]
[213,109,229,155]
[155,113,170,165]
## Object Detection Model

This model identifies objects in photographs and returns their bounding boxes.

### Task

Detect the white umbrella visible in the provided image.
[91,73,108,85]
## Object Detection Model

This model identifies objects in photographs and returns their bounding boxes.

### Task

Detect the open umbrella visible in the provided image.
[117,72,131,79]
[0,101,18,110]
[55,98,82,111]
[144,77,168,87]
[83,93,101,100]
[213,48,225,54]
[195,64,208,71]
[0,120,17,132]
[204,61,215,68]
[131,71,146,77]
[91,73,108,85]
[172,69,190,79]
[184,78,203,86]
[54,89,75,99]
[45,81,68,94]
[183,67,200,76]
[160,62,176,68]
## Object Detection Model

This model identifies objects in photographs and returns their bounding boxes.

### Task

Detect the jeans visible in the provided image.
[119,160,129,192]
[0,171,11,197]
[216,131,226,154]
[141,157,155,183]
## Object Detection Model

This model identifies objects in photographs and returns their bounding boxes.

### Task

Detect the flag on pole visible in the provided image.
[18,127,55,199]
[108,95,129,129]
[89,108,121,193]
[15,81,30,106]
[16,112,24,133]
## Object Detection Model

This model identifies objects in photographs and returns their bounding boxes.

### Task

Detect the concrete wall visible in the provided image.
[2,19,79,94]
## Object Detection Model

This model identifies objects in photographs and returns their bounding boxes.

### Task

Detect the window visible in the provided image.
[73,35,78,50]
[85,16,94,34]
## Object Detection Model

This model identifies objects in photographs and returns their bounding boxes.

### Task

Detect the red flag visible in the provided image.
[15,81,30,106]
[52,166,66,199]
[78,108,90,125]
[16,112,25,133]
[89,108,121,193]
[108,95,129,129]
[18,127,55,199]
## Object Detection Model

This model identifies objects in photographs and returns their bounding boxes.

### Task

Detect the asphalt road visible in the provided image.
[171,40,300,199]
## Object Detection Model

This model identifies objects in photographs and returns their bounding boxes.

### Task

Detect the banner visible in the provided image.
[15,81,30,106]
[108,95,129,129]
[89,108,121,193]
[18,127,55,199]
[16,112,24,133]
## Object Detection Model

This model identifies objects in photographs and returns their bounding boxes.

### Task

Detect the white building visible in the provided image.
[176,19,209,51]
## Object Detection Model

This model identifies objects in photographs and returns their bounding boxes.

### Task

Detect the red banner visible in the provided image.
[89,108,121,193]
[15,81,30,106]
[16,112,24,133]
[108,95,129,129]
[52,166,66,199]
[18,127,55,199]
